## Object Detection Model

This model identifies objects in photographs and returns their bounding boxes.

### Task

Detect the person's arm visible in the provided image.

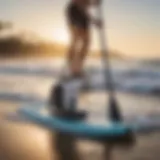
[90,17,102,27]
[92,0,102,6]
[78,0,102,27]
[88,0,102,27]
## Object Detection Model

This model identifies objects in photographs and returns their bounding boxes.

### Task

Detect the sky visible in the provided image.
[0,0,160,58]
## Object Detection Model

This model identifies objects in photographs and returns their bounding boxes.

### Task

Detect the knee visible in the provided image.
[81,35,90,49]
[70,37,78,48]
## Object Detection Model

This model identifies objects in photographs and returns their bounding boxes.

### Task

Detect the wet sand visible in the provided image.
[0,100,160,160]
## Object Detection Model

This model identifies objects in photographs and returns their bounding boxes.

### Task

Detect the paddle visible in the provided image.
[97,0,123,122]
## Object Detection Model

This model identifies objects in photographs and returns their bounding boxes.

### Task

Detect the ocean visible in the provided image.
[1,58,160,95]
[0,58,160,123]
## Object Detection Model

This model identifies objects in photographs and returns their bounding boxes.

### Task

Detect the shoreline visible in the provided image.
[0,100,160,160]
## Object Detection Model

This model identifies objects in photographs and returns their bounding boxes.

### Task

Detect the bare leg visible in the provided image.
[66,26,81,75]
[78,30,90,71]
[67,37,77,65]
[72,29,90,75]
[67,25,90,76]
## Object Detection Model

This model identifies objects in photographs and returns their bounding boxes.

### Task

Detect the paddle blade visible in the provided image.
[108,97,123,122]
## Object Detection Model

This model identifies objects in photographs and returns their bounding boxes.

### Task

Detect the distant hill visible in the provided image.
[0,35,124,59]
[0,21,124,59]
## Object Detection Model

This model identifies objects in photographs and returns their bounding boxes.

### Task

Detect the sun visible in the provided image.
[53,28,69,44]
[41,27,69,44]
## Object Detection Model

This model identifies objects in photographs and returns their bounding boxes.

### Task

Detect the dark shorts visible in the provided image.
[66,3,90,30]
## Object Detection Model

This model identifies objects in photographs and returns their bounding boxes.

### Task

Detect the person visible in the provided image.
[66,0,102,77]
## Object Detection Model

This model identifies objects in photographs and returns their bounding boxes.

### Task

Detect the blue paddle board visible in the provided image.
[18,107,132,141]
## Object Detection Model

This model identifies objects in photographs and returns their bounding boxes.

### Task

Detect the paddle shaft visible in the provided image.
[97,4,115,97]
[97,1,122,121]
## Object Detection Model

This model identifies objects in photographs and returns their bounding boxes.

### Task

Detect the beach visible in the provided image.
[0,0,160,158]
[0,96,160,160]
[0,59,160,160]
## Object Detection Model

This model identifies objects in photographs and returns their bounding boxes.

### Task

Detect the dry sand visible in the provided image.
[0,101,160,160]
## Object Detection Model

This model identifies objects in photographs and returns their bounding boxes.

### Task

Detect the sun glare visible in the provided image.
[45,28,69,44]
[54,29,69,44]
